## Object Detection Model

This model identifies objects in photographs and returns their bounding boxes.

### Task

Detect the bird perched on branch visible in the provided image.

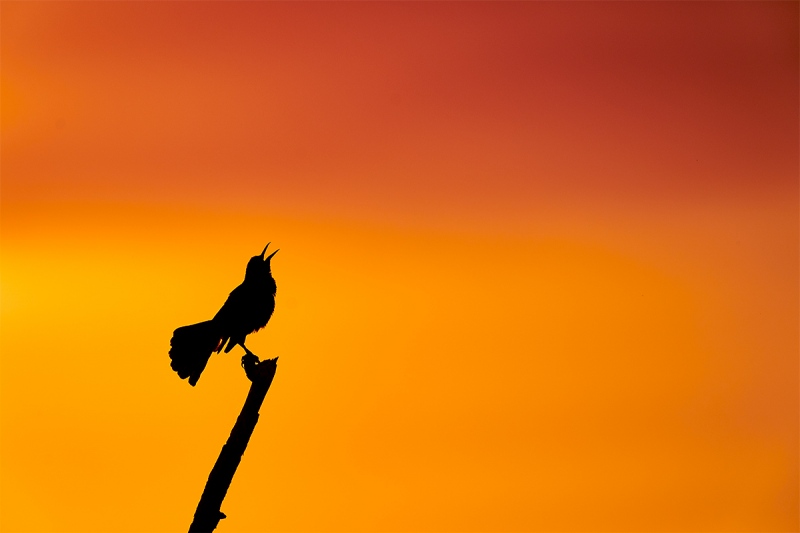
[169,244,278,386]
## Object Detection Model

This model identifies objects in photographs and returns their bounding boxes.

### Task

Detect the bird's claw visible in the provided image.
[241,352,260,381]
[239,345,278,383]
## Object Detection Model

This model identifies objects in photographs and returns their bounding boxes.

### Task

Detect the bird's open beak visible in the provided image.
[260,243,270,258]
[266,249,279,261]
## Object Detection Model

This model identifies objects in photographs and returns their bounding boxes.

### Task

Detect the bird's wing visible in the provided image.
[213,284,246,328]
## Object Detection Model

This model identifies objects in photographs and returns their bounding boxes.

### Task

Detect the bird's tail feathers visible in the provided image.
[169,321,223,386]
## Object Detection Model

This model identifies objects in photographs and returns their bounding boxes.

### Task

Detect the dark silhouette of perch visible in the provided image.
[188,350,278,533]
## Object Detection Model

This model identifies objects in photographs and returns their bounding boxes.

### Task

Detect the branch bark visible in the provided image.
[188,354,278,533]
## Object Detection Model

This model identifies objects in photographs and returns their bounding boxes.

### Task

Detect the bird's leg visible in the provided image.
[240,343,258,365]
[240,344,261,381]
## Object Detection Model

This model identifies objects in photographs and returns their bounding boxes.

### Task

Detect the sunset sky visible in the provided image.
[1,2,798,532]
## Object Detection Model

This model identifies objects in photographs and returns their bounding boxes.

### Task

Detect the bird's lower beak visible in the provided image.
[266,249,279,261]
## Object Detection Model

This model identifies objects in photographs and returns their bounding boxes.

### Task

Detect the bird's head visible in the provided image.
[245,243,279,280]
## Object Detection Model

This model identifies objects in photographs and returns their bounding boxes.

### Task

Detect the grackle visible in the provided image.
[169,244,278,386]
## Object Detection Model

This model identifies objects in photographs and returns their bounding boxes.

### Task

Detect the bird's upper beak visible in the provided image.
[266,249,279,261]
[260,243,270,258]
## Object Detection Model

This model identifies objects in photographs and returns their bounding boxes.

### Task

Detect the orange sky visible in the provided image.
[1,2,798,532]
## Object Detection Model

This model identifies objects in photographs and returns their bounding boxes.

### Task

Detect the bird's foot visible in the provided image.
[240,350,278,383]
[241,351,260,380]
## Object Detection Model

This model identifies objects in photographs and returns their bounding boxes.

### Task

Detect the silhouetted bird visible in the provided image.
[169,244,278,386]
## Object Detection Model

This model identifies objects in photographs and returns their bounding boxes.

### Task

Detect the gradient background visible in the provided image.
[1,2,798,532]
